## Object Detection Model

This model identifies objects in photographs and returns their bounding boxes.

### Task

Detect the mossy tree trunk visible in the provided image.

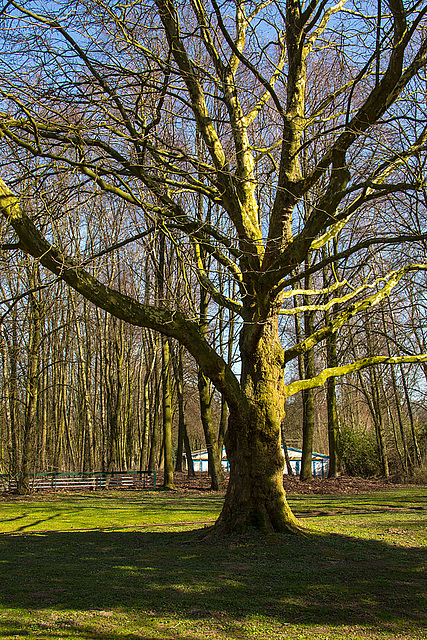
[216,314,300,533]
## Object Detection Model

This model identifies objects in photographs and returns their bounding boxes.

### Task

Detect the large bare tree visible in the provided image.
[1,0,427,532]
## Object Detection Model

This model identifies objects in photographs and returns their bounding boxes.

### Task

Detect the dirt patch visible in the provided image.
[282,475,416,495]
[161,472,418,495]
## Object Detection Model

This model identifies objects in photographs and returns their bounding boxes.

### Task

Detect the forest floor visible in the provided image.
[159,471,417,495]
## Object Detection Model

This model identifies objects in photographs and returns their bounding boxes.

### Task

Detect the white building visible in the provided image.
[186,446,329,478]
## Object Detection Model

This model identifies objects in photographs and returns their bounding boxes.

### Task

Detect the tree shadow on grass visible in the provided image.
[0,527,425,639]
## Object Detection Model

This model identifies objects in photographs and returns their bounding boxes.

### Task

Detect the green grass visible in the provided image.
[0,487,425,640]
[0,491,220,533]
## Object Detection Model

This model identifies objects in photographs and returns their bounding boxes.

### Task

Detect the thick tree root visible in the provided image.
[211,507,305,536]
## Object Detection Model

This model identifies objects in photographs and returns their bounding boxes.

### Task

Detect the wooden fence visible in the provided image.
[0,470,157,492]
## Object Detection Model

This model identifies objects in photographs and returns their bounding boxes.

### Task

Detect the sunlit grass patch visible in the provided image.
[0,487,425,639]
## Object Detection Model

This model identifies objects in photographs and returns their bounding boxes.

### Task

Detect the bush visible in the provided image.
[338,426,382,477]
[410,465,427,485]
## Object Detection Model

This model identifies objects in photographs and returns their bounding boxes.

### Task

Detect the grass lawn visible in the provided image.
[0,487,425,640]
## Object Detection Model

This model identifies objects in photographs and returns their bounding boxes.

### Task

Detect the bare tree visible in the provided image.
[1,0,427,531]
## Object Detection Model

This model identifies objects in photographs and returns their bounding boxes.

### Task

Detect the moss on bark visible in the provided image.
[215,314,301,534]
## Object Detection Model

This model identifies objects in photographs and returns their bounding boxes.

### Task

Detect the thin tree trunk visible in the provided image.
[71,294,95,471]
[322,245,340,477]
[198,369,225,489]
[389,360,411,474]
[125,342,134,469]
[170,340,193,477]
[95,308,107,471]
[162,336,175,489]
[368,367,389,477]
[183,424,195,477]
[53,350,66,470]
[140,364,151,471]
[8,307,19,477]
[17,265,42,494]
[115,320,125,469]
[389,300,422,467]
[148,365,160,473]
[300,266,315,481]
[39,332,48,471]
[326,342,340,477]
[173,342,185,473]
[381,304,411,474]
[400,363,422,467]
[218,302,235,455]
[104,315,125,473]
[281,419,294,476]
[140,333,157,472]
[194,135,224,490]
[0,322,16,475]
[370,368,389,477]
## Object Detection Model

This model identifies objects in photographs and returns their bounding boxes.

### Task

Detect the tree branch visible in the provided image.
[0,177,244,411]
[285,353,427,397]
